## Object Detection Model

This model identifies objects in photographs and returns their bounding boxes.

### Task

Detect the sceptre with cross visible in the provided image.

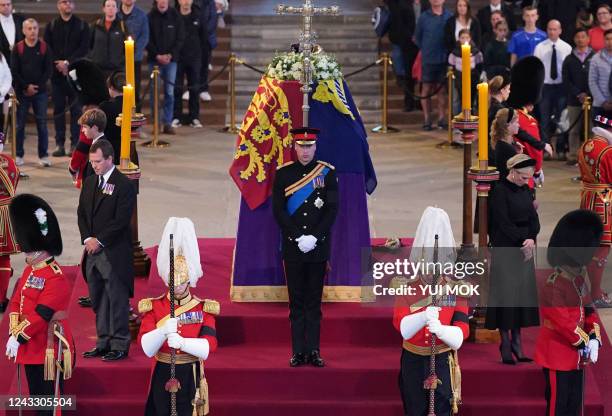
[275,0,340,126]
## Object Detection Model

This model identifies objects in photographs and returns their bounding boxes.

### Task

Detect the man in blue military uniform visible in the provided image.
[272,127,338,368]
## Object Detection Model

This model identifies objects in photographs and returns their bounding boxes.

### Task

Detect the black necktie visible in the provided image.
[98,175,104,190]
[550,44,558,81]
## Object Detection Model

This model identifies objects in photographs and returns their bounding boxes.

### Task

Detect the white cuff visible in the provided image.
[437,325,464,350]
[399,311,427,340]
[141,328,166,357]
[181,338,210,360]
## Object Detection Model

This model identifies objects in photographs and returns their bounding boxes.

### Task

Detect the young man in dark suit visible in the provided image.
[77,139,136,361]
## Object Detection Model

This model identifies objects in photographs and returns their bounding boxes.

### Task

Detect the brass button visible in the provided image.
[303,226,307,229]
[305,200,308,203]
[303,213,307,216]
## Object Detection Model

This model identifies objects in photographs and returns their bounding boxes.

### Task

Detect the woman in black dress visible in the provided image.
[485,154,540,365]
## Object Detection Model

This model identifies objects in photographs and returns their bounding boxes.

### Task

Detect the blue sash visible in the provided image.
[286,166,330,215]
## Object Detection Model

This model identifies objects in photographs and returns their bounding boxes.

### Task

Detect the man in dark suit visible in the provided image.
[477,0,516,39]
[77,139,136,361]
[272,127,338,368]
[98,71,124,164]
[0,0,24,64]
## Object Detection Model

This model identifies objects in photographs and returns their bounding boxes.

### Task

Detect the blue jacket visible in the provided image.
[415,8,452,65]
[118,5,149,61]
[195,0,218,49]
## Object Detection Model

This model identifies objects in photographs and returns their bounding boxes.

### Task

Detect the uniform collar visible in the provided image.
[31,257,55,271]
[167,292,193,306]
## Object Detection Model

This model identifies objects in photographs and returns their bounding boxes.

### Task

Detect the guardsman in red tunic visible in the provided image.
[509,57,546,190]
[392,207,469,416]
[0,133,20,311]
[5,194,75,415]
[535,210,603,416]
[578,114,612,307]
[138,217,218,416]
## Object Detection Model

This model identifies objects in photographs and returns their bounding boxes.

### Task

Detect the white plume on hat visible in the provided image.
[408,206,457,266]
[157,217,203,287]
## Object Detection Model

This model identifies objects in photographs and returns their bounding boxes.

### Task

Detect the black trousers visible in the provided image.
[86,250,131,351]
[174,58,202,122]
[24,364,64,416]
[543,368,583,416]
[399,41,419,107]
[199,41,211,93]
[399,349,452,416]
[51,76,82,148]
[144,361,200,416]
[284,260,326,354]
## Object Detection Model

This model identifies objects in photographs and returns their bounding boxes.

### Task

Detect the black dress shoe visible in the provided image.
[83,347,109,358]
[0,298,8,313]
[308,350,325,367]
[78,297,92,307]
[102,350,128,361]
[289,353,307,367]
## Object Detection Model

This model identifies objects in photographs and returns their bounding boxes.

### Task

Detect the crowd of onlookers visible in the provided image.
[384,0,612,164]
[0,0,228,167]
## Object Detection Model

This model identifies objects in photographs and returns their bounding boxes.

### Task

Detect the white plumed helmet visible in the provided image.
[157,217,203,288]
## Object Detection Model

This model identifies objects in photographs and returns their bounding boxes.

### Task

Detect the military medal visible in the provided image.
[313,175,325,189]
[25,274,45,290]
[102,183,115,195]
[314,197,324,209]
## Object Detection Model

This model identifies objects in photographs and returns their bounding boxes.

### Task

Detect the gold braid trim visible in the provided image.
[155,351,199,364]
[448,351,462,414]
[573,327,589,347]
[8,313,18,334]
[590,323,602,344]
[402,340,451,356]
[12,319,31,340]
[203,299,220,316]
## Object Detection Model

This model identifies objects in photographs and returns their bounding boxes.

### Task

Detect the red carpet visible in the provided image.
[0,238,608,415]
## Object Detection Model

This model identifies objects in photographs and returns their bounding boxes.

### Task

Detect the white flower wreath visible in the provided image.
[265,51,343,81]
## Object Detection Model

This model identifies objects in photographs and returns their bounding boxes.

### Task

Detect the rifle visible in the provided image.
[164,235,180,416]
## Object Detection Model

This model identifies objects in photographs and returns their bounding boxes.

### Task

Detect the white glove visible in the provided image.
[427,319,465,350]
[399,307,439,340]
[141,328,167,357]
[423,306,440,323]
[167,332,185,350]
[5,335,19,359]
[181,338,210,360]
[161,318,178,335]
[588,339,600,363]
[297,235,317,253]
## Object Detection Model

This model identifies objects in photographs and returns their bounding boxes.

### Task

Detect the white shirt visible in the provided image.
[533,38,572,85]
[454,18,471,41]
[92,133,104,145]
[0,14,16,50]
[0,56,11,102]
[490,3,502,12]
[99,165,115,187]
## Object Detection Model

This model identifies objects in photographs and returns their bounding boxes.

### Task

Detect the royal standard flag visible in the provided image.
[229,77,303,210]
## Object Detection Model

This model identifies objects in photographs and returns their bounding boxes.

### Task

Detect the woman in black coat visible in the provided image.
[443,0,482,52]
[485,154,540,365]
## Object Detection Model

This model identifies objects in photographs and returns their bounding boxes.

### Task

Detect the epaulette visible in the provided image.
[317,160,335,170]
[203,299,220,315]
[276,161,294,170]
[138,294,165,314]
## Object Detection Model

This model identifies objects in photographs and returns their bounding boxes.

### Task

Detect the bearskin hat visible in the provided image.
[68,59,110,106]
[9,194,62,256]
[507,56,545,108]
[547,210,603,268]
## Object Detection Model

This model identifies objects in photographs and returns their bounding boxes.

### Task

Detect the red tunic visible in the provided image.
[578,136,612,245]
[515,108,543,189]
[8,258,74,365]
[535,269,602,371]
[138,293,218,362]
[68,131,92,189]
[392,278,470,355]
[0,154,19,255]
